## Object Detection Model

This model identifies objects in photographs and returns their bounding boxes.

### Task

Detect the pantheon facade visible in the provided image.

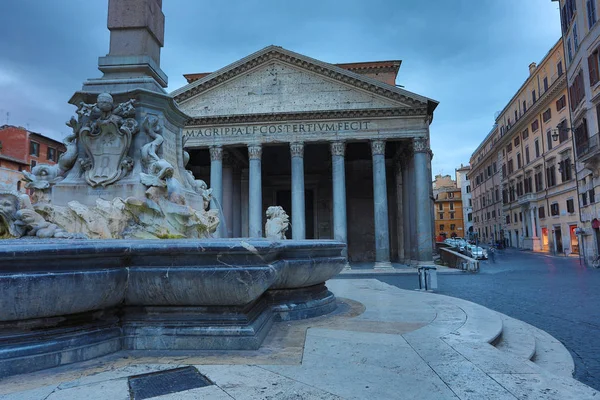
[172,46,437,266]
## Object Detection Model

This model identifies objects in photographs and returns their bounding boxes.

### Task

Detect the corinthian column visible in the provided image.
[290,142,306,239]
[209,145,224,238]
[413,137,433,262]
[371,140,392,268]
[331,141,347,256]
[248,144,263,238]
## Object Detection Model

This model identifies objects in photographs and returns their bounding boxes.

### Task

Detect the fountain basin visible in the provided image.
[0,238,346,377]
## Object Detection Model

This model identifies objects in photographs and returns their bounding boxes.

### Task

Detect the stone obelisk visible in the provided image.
[53,0,205,212]
[83,0,168,93]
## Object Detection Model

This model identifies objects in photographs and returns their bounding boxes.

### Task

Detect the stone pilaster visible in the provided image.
[290,142,306,239]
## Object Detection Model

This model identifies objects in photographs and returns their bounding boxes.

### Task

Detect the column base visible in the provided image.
[374,261,394,270]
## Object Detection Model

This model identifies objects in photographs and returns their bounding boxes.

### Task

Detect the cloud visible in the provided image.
[0,0,562,176]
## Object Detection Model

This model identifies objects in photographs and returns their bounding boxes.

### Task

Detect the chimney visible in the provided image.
[529,62,537,75]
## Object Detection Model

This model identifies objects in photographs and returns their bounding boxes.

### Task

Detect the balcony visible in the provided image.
[576,133,600,171]
[518,193,536,206]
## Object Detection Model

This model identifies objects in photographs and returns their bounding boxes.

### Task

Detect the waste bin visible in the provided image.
[417,266,438,291]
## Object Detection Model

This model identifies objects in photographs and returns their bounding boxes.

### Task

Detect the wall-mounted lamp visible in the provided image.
[551,124,573,142]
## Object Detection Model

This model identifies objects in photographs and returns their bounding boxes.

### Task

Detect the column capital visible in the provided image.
[290,142,304,158]
[248,144,262,160]
[413,137,430,153]
[209,145,223,161]
[331,141,346,157]
[371,139,386,156]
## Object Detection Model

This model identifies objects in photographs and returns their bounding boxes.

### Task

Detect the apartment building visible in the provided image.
[0,125,65,193]
[554,0,600,263]
[456,164,473,239]
[471,40,580,253]
[433,174,464,240]
[470,125,504,245]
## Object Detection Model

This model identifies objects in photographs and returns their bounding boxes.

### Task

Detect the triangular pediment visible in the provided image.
[172,46,437,119]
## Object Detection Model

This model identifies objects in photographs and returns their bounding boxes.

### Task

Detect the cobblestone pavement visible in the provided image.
[338,249,600,391]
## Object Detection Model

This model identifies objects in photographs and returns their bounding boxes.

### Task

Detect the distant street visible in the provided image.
[338,249,600,391]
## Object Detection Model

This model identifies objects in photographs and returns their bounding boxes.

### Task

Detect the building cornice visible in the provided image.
[186,107,428,126]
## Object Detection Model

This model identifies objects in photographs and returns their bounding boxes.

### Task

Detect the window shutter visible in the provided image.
[588,53,598,86]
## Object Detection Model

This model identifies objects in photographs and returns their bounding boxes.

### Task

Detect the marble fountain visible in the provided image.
[0,0,345,377]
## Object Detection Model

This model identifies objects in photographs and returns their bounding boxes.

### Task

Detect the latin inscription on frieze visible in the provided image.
[184,121,372,139]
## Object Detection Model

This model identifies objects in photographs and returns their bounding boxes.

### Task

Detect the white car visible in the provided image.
[468,246,488,260]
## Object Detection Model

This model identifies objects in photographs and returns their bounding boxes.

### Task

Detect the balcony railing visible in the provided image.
[576,133,600,159]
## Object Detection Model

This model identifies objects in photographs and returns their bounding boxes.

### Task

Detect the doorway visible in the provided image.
[555,227,563,254]
[569,225,579,254]
[275,189,315,239]
[541,227,549,251]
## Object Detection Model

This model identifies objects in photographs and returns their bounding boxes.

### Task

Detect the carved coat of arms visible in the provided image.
[79,93,139,187]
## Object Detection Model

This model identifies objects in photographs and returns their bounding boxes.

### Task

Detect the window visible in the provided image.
[589,49,599,86]
[450,203,454,210]
[539,207,545,219]
[440,224,445,231]
[560,158,573,181]
[568,38,573,63]
[514,137,520,147]
[532,89,537,103]
[495,188,499,202]
[588,0,597,29]
[450,224,455,231]
[570,69,585,111]
[493,162,497,173]
[523,100,527,114]
[468,199,472,207]
[556,95,567,111]
[519,212,523,222]
[544,77,549,91]
[448,192,454,199]
[574,23,579,50]
[517,153,522,169]
[551,203,560,216]
[582,191,588,206]
[29,141,39,157]
[535,140,540,158]
[438,203,443,211]
[547,130,553,150]
[506,215,511,224]
[439,213,444,219]
[558,60,563,76]
[47,148,56,162]
[466,185,471,193]
[525,175,532,193]
[535,170,544,192]
[542,108,552,122]
[531,119,539,132]
[514,110,518,121]
[522,129,529,140]
[546,165,556,187]
[468,213,472,222]
[450,212,455,219]
[502,164,507,177]
[525,147,530,164]
[508,159,514,174]
[507,143,513,153]
[590,188,596,203]
[567,199,575,213]
[514,213,518,222]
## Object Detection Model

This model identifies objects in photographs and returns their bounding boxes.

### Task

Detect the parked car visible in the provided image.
[468,246,488,260]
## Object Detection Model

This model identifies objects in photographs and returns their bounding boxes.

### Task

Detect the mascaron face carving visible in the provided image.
[78,93,139,187]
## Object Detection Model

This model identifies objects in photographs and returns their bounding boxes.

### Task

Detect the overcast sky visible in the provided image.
[0,0,561,177]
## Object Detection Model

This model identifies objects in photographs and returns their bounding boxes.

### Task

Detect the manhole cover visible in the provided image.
[128,366,213,400]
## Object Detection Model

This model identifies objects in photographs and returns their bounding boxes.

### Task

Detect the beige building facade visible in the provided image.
[472,40,580,253]
[470,125,503,245]
[555,0,600,264]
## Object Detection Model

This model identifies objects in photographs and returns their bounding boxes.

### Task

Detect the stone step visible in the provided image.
[432,295,504,345]
[492,313,536,361]
[491,312,574,378]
